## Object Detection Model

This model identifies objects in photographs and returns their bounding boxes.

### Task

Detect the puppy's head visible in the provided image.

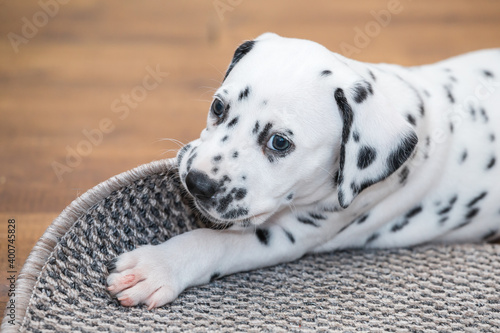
[177,33,418,225]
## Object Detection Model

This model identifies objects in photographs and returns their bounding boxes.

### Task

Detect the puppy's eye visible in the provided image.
[267,134,291,152]
[211,98,225,117]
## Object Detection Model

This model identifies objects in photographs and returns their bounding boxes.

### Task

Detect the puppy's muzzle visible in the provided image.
[185,170,218,201]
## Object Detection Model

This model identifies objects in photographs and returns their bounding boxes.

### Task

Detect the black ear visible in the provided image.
[335,83,418,208]
[223,40,256,81]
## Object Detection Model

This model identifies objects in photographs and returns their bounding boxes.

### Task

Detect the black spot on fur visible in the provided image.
[257,123,273,146]
[453,220,472,230]
[449,123,454,133]
[490,133,496,142]
[352,83,370,103]
[221,208,248,219]
[366,233,379,245]
[391,219,409,232]
[418,103,425,117]
[211,167,219,175]
[234,188,247,200]
[227,117,239,128]
[460,150,468,164]
[357,214,369,224]
[487,156,496,169]
[357,146,377,169]
[210,272,221,283]
[399,166,410,184]
[444,85,455,103]
[438,195,458,216]
[283,229,295,243]
[321,70,332,77]
[467,192,487,208]
[333,169,340,187]
[449,75,458,83]
[469,104,477,119]
[267,155,275,163]
[466,207,480,219]
[387,133,418,174]
[483,70,494,78]
[256,228,270,246]
[335,88,354,186]
[213,155,222,163]
[238,86,250,101]
[369,70,376,81]
[406,205,423,219]
[224,40,255,81]
[220,175,231,184]
[232,151,239,159]
[286,193,293,201]
[353,131,360,142]
[482,230,500,243]
[438,206,452,215]
[480,108,489,123]
[482,229,498,241]
[186,152,197,172]
[177,143,192,166]
[407,114,416,126]
[367,82,373,95]
[216,193,233,213]
[439,216,449,224]
[252,121,260,134]
[309,212,327,220]
[297,216,319,227]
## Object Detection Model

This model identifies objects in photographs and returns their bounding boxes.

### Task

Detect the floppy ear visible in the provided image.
[334,81,418,208]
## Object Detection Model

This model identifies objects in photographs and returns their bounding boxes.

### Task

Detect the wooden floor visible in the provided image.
[1,0,500,308]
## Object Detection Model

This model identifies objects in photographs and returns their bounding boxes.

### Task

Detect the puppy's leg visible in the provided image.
[107,221,319,309]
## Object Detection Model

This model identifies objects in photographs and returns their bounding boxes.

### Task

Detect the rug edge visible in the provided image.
[1,158,176,332]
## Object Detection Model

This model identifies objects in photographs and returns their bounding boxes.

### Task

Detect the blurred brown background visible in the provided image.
[1,0,499,307]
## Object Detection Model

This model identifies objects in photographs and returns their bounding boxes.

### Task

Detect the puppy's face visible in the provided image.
[177,34,343,225]
[177,33,419,225]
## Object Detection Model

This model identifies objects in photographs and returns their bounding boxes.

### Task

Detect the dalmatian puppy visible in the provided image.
[107,33,500,309]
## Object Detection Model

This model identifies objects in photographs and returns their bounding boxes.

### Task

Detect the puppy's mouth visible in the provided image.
[182,169,254,224]
[192,199,250,225]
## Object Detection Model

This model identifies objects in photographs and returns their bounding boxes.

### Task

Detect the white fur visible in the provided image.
[108,33,500,308]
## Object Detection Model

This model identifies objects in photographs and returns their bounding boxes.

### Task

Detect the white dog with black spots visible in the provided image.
[107,33,500,309]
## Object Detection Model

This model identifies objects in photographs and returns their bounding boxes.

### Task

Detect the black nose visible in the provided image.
[185,170,218,200]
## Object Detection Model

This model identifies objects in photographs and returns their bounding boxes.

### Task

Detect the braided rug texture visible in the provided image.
[2,159,500,332]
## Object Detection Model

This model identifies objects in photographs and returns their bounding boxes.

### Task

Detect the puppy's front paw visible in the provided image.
[106,245,183,309]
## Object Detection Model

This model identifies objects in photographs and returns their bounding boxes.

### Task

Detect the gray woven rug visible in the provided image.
[2,158,500,332]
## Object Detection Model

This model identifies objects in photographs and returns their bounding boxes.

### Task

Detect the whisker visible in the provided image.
[160,149,181,156]
[207,63,225,83]
[154,138,186,148]
[318,166,336,179]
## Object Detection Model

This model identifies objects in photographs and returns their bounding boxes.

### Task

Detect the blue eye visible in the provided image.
[267,134,291,151]
[211,98,225,117]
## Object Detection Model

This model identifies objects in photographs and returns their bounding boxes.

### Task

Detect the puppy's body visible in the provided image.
[108,34,500,308]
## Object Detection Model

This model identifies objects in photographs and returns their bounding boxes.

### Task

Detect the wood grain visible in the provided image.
[1,0,500,309]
